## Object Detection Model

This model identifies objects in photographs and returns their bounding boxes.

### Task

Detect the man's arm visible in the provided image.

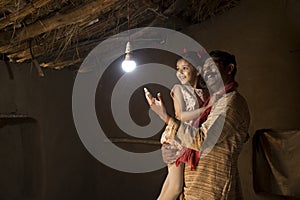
[165,114,226,151]
[145,87,249,153]
[144,87,224,151]
[166,92,250,151]
[165,117,206,151]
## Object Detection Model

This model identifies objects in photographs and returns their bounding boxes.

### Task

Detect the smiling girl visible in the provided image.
[157,52,215,200]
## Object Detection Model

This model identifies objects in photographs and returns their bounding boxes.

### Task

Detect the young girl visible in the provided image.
[157,52,214,200]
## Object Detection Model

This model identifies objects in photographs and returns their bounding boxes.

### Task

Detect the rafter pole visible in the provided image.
[12,0,119,43]
[0,0,52,30]
[0,0,12,8]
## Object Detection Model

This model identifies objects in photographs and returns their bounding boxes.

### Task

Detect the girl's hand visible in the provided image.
[144,88,170,123]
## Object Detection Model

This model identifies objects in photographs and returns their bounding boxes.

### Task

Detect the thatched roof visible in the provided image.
[0,0,239,74]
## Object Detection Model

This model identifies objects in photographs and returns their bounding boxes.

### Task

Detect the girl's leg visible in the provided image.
[157,168,170,200]
[157,163,184,200]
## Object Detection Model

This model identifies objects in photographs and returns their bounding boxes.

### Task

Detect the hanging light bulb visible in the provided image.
[122,41,136,72]
[121,0,136,73]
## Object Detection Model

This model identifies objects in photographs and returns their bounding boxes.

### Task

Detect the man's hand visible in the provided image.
[144,88,170,123]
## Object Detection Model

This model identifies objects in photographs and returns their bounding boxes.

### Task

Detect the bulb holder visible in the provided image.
[125,41,132,53]
[124,52,132,60]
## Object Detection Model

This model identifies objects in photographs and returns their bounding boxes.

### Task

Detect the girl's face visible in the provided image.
[176,59,199,86]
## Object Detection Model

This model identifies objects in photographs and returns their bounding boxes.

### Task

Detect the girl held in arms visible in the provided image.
[152,50,215,200]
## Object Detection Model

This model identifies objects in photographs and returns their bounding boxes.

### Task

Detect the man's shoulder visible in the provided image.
[227,91,250,121]
[226,91,248,105]
[216,91,247,108]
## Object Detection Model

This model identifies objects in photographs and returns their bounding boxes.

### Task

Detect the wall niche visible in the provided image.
[0,115,42,200]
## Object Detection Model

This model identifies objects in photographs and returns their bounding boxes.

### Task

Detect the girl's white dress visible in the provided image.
[160,84,205,164]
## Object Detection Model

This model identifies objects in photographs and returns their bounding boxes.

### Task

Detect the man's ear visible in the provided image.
[227,64,235,75]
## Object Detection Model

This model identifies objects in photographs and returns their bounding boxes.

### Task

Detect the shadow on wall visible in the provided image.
[0,115,42,200]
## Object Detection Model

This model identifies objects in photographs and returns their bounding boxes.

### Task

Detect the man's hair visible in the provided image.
[209,50,237,78]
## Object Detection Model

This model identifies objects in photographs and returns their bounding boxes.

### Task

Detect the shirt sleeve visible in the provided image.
[166,115,226,151]
[165,92,250,152]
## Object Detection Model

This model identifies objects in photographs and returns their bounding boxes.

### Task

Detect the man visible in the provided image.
[145,50,250,200]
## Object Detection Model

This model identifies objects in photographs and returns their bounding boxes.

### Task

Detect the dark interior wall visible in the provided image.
[0,118,41,200]
[0,0,299,199]
[0,64,99,200]
[184,0,300,199]
[0,58,169,200]
[186,0,300,131]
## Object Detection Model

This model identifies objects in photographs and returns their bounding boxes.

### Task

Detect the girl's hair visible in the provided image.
[209,50,237,78]
[179,50,208,69]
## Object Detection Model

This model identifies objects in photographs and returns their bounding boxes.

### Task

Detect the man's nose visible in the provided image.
[204,65,211,71]
[203,66,212,74]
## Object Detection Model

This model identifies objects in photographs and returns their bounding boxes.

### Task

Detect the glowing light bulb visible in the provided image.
[122,42,136,72]
[122,58,136,72]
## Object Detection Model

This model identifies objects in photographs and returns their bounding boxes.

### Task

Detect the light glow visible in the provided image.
[122,59,136,72]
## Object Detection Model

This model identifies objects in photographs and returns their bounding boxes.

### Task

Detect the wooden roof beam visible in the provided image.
[0,0,52,30]
[11,0,120,43]
[7,3,152,63]
[0,0,14,8]
[40,58,82,70]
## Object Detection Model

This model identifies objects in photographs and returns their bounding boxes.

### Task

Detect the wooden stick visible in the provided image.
[40,58,82,69]
[7,3,152,63]
[0,0,12,8]
[106,138,160,145]
[0,0,168,69]
[0,113,29,118]
[4,60,14,80]
[0,0,52,30]
[12,0,120,43]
